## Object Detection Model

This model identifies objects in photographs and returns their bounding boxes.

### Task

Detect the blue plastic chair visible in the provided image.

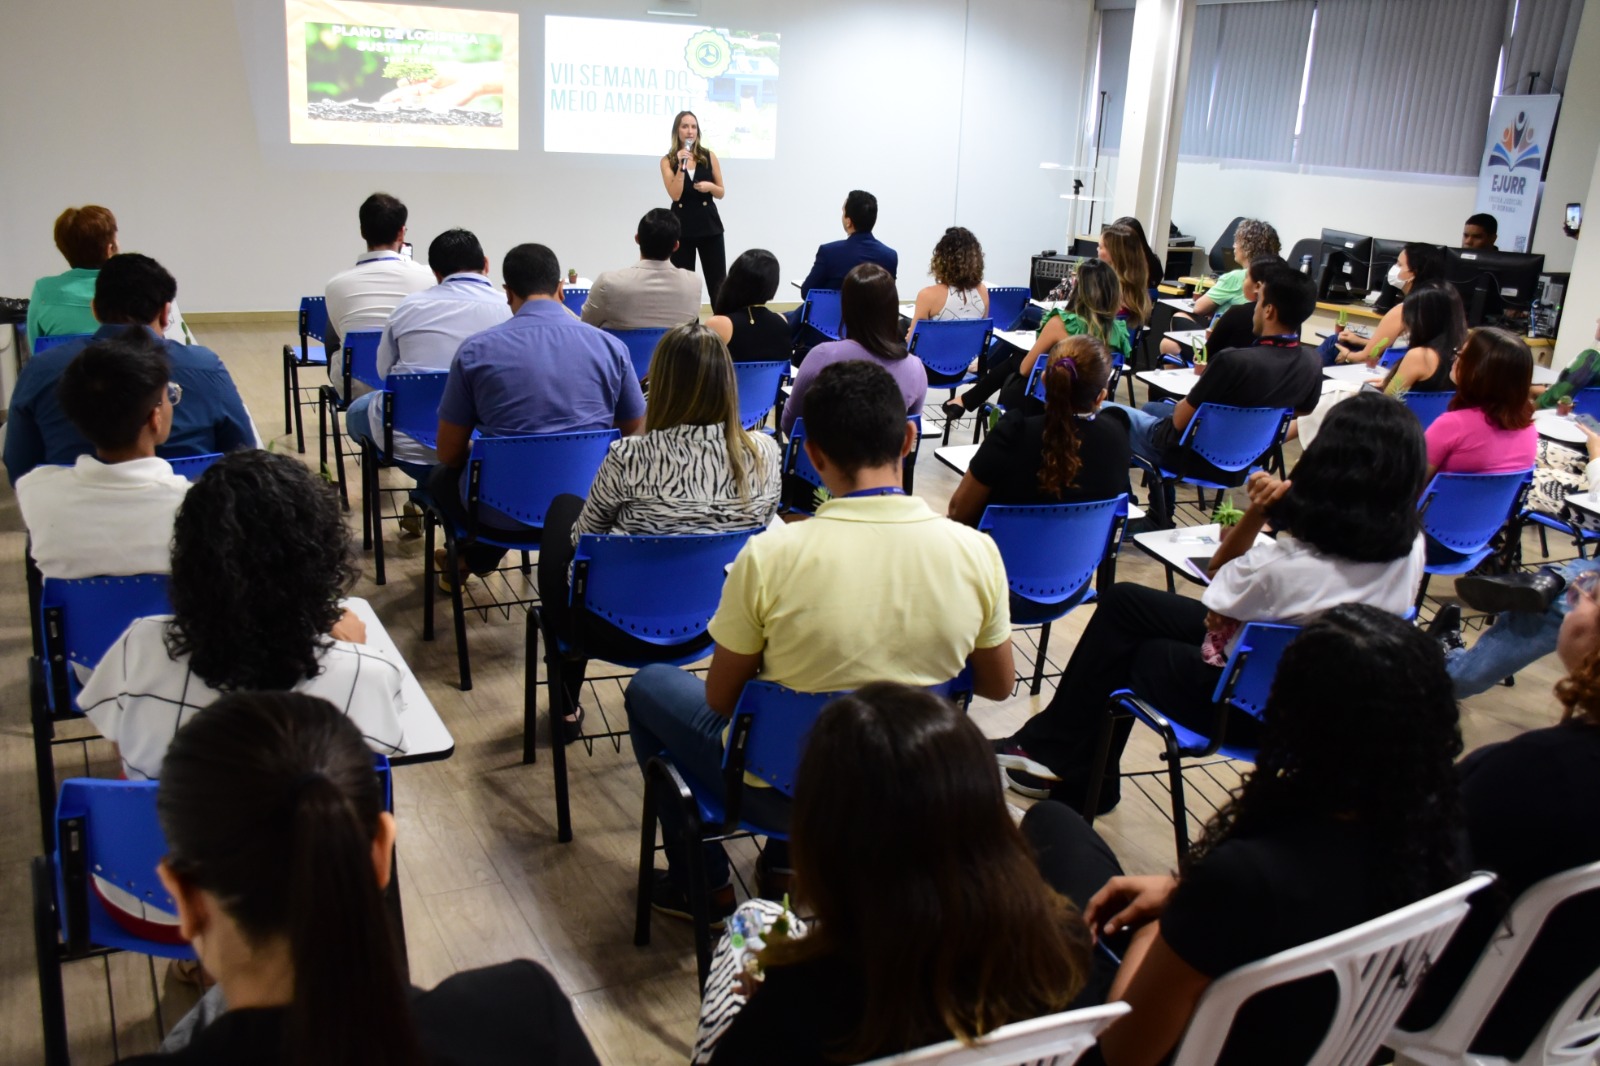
[782,415,922,513]
[166,452,221,482]
[732,359,789,431]
[282,295,329,453]
[363,370,450,586]
[1414,469,1533,607]
[1570,387,1600,420]
[979,495,1128,695]
[562,286,590,316]
[911,319,994,445]
[635,674,975,989]
[1136,403,1293,527]
[1401,389,1454,430]
[1086,621,1300,859]
[800,288,842,341]
[33,333,93,355]
[986,286,1031,331]
[318,328,383,511]
[423,429,619,691]
[1379,344,1407,370]
[606,327,670,384]
[528,528,760,841]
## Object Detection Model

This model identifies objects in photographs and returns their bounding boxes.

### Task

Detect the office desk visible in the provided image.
[347,596,455,765]
[1310,301,1555,350]
[1137,367,1200,397]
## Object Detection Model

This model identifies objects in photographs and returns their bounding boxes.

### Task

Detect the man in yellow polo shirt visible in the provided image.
[625,359,1015,923]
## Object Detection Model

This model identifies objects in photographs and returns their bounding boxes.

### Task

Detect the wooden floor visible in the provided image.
[0,321,1565,1063]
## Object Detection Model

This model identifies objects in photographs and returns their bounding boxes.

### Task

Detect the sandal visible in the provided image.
[940,399,967,421]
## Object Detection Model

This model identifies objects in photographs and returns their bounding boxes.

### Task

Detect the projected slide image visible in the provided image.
[544,16,779,159]
[287,0,519,150]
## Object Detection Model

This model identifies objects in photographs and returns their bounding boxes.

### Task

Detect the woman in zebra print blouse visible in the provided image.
[537,323,781,741]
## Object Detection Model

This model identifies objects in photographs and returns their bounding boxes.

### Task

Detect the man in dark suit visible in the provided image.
[788,190,899,347]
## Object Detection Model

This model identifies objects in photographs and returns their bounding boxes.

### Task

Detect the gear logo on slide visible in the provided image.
[685,30,733,79]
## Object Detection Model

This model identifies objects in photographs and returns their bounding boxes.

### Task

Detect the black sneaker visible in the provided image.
[648,870,735,930]
[1428,603,1466,654]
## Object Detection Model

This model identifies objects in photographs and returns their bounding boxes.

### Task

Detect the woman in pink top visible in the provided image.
[1424,327,1536,478]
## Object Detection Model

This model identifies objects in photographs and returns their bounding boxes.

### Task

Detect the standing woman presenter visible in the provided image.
[662,110,727,306]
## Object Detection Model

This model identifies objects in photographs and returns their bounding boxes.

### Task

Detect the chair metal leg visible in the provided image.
[1414,572,1432,611]
[1162,733,1191,860]
[32,660,57,856]
[685,808,713,993]
[1083,702,1123,828]
[368,445,386,586]
[281,346,294,438]
[549,661,573,844]
[360,440,375,553]
[634,773,660,948]
[422,514,437,642]
[1538,523,1550,558]
[317,386,330,476]
[331,403,350,512]
[446,535,472,691]
[523,611,540,767]
[520,550,532,576]
[1030,621,1051,696]
[384,843,409,982]
[291,361,306,454]
[32,856,69,1066]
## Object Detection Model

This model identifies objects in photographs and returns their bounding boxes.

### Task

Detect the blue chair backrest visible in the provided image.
[1571,388,1600,421]
[34,333,93,355]
[1402,389,1454,430]
[785,415,921,494]
[299,295,329,342]
[574,529,759,646]
[607,327,670,382]
[1418,469,1532,554]
[978,495,1128,606]
[910,318,994,379]
[725,682,840,798]
[987,287,1031,331]
[40,575,171,714]
[343,329,383,392]
[562,287,590,315]
[467,429,619,529]
[732,359,789,430]
[802,289,842,340]
[167,453,222,482]
[1177,404,1293,473]
[1378,344,1407,370]
[383,371,449,450]
[1210,622,1300,721]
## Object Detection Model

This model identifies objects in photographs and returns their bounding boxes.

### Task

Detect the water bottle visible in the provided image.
[1300,254,1313,275]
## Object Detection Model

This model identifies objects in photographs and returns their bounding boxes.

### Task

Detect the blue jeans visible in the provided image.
[625,664,792,890]
[346,391,433,483]
[1103,401,1173,468]
[1445,559,1597,696]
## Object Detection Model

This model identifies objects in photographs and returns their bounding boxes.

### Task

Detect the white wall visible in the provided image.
[0,0,1092,312]
[1532,0,1600,274]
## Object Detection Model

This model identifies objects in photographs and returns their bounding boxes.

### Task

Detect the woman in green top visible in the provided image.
[26,205,118,349]
[942,259,1128,418]
[1157,219,1279,363]
[1533,315,1600,411]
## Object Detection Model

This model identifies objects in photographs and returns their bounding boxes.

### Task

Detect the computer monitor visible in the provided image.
[1445,249,1546,327]
[1317,229,1374,303]
[1368,238,1413,312]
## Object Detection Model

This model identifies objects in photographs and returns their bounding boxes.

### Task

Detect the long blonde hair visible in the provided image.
[1101,224,1151,327]
[665,110,711,170]
[645,323,764,497]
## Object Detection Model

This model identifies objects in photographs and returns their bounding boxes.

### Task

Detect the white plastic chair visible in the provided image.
[1388,859,1600,1066]
[858,1003,1129,1066]
[1167,874,1493,1066]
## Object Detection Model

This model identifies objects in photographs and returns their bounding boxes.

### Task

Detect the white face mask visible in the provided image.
[1387,263,1408,289]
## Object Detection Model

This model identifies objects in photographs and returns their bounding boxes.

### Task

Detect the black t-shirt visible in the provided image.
[1205,303,1257,356]
[726,305,792,363]
[1151,340,1323,479]
[968,409,1132,507]
[710,953,872,1064]
[1160,819,1407,1064]
[121,961,600,1066]
[1403,721,1600,1057]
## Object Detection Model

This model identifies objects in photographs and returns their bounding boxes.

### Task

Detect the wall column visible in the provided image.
[1112,0,1196,260]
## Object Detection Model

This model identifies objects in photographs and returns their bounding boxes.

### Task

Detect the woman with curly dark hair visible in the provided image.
[948,336,1130,524]
[994,391,1428,809]
[82,450,407,782]
[1023,605,1464,1066]
[904,226,990,338]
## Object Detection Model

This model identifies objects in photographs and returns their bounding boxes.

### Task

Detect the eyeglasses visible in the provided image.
[166,382,183,407]
[1564,569,1600,609]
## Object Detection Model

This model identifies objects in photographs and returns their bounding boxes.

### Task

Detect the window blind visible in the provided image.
[1178,0,1315,163]
[1501,0,1584,95]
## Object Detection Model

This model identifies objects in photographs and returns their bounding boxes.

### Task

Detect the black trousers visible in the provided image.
[671,232,727,309]
[426,463,538,575]
[536,494,713,699]
[959,347,1025,411]
[1021,800,1129,1006]
[1014,582,1261,810]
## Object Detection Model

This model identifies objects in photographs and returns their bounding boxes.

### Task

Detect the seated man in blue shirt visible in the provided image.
[786,190,899,342]
[428,242,645,582]
[4,253,257,485]
[346,228,510,531]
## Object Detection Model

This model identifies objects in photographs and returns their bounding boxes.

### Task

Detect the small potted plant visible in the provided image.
[1211,495,1244,528]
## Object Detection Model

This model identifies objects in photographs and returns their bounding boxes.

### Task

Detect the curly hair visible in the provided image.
[165,451,358,691]
[1185,605,1465,911]
[1232,219,1281,265]
[1268,390,1425,562]
[929,227,985,291]
[1039,335,1113,497]
[1556,641,1600,726]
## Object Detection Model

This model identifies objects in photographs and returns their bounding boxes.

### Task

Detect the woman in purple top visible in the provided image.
[782,263,926,433]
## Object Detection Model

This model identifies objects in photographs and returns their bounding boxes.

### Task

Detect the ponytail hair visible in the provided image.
[157,693,422,1066]
[1038,335,1113,498]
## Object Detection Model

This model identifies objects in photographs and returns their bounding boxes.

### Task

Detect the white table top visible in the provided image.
[930,446,1145,521]
[1534,410,1587,444]
[347,596,454,764]
[1322,363,1386,384]
[1133,524,1272,586]
[1533,364,1557,386]
[1136,368,1200,396]
[1159,297,1198,314]
[1565,491,1600,516]
[1164,328,1208,348]
[991,328,1037,350]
